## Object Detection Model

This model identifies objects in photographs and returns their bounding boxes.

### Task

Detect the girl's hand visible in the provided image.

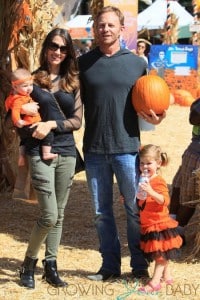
[138,109,166,125]
[139,181,154,195]
[31,121,57,139]
[21,102,39,116]
[140,181,165,204]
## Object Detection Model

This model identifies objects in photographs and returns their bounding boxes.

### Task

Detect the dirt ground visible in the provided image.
[1,104,200,300]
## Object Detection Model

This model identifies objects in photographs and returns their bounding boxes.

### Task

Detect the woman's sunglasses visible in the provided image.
[48,42,68,54]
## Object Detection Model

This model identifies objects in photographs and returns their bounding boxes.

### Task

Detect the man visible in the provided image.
[79,6,165,281]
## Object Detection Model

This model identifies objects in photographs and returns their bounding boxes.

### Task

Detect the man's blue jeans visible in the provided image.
[84,152,148,274]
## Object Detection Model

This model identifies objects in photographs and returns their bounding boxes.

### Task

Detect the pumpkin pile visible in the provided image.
[132,75,170,115]
[172,89,195,107]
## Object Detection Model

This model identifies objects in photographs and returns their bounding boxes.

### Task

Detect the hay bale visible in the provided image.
[183,203,200,261]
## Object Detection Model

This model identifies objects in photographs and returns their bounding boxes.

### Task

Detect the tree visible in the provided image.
[0,0,80,195]
[0,1,22,194]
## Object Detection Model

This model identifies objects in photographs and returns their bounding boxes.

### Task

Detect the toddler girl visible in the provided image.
[137,144,182,293]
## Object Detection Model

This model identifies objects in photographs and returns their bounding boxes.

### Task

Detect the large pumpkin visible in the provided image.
[132,75,170,115]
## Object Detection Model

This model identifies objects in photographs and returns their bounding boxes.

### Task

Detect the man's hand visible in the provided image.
[138,109,166,125]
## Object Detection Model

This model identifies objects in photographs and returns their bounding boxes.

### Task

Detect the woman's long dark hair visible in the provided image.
[36,28,79,93]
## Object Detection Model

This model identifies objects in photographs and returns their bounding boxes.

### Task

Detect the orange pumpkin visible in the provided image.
[197,0,200,11]
[132,75,170,115]
[169,93,175,105]
[196,83,200,98]
[173,89,195,107]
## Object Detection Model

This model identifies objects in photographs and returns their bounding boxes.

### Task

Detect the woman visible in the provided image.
[19,28,82,288]
[136,40,148,65]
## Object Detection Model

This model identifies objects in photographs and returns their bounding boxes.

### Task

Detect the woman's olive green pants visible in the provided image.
[25,155,75,260]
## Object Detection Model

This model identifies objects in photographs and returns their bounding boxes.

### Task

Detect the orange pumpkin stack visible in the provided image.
[173,89,195,107]
[132,75,170,115]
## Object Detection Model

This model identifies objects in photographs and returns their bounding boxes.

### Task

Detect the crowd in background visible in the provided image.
[73,39,93,57]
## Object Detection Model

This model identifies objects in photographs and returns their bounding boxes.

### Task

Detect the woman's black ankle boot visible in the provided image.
[19,256,38,288]
[42,259,67,287]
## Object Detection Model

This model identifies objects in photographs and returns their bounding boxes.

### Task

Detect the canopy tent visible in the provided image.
[66,15,94,39]
[137,0,194,39]
[66,1,193,40]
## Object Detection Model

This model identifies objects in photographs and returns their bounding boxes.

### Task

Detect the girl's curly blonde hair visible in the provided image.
[139,144,169,167]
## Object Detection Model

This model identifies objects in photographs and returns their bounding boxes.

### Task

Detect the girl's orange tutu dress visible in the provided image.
[138,175,183,261]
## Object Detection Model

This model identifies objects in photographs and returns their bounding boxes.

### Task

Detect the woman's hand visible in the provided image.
[31,121,57,139]
[16,119,27,128]
[21,102,40,116]
[138,109,166,125]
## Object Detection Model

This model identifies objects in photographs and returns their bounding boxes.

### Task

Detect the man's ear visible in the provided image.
[120,25,125,33]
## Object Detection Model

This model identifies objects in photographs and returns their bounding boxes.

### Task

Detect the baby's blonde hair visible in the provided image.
[11,68,31,81]
[11,68,32,86]
[139,144,169,167]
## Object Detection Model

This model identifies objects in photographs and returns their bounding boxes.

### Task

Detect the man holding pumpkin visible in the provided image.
[79,6,166,281]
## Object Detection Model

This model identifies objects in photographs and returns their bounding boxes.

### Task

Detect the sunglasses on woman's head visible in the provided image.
[48,42,68,54]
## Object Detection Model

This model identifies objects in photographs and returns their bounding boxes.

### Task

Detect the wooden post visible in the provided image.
[192,0,200,45]
[166,0,171,44]
[193,0,198,24]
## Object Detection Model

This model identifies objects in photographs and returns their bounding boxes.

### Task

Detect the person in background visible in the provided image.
[137,144,182,293]
[136,40,148,65]
[74,44,82,57]
[170,98,200,234]
[79,6,166,281]
[191,32,199,46]
[84,39,93,53]
[5,68,58,166]
[18,27,82,289]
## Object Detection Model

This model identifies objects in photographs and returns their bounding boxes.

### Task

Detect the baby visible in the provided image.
[5,68,57,165]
